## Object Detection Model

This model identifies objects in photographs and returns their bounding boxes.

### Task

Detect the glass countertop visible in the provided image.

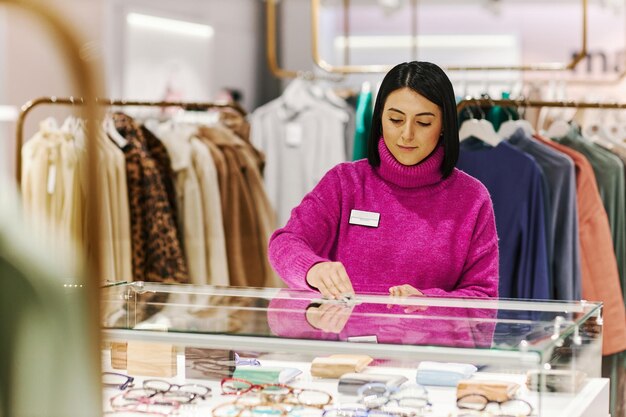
[101,282,601,356]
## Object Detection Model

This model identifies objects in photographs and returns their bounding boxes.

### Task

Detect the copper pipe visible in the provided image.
[457,98,626,113]
[311,0,588,73]
[4,0,103,410]
[266,0,299,78]
[343,0,350,66]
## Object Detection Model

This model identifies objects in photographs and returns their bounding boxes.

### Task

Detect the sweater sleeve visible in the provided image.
[268,167,343,290]
[421,194,499,299]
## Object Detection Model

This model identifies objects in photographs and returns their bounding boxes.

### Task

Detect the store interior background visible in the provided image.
[0,1,623,415]
[1,0,626,193]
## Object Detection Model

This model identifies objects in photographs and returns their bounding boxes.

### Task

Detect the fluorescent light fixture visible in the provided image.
[126,13,214,38]
[0,105,17,122]
[335,35,517,49]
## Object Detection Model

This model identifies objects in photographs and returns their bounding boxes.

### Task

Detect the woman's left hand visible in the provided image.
[388,284,426,313]
[388,284,423,297]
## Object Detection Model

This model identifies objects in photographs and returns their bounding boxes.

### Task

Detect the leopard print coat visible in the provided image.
[113,113,188,284]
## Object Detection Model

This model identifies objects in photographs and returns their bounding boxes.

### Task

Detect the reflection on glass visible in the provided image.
[267,289,496,349]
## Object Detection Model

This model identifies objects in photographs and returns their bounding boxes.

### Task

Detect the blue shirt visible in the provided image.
[507,129,581,300]
[458,137,551,299]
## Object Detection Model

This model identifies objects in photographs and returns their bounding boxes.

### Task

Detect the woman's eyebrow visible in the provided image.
[387,108,435,117]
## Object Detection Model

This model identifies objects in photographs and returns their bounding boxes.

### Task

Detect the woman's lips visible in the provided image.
[397,145,417,152]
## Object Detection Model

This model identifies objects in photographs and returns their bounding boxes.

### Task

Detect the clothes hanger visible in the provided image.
[545,118,572,139]
[458,101,501,147]
[103,114,128,148]
[544,79,575,139]
[498,103,536,139]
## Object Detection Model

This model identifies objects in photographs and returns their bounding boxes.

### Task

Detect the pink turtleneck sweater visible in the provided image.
[268,139,499,297]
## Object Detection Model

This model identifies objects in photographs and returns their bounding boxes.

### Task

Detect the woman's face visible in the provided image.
[381,87,443,166]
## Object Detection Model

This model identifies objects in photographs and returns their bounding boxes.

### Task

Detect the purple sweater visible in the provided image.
[268,139,499,297]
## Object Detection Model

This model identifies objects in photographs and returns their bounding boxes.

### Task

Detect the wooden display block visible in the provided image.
[125,341,177,377]
[111,342,128,370]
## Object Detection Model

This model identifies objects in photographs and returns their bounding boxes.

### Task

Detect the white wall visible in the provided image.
[0,0,106,186]
[104,0,263,111]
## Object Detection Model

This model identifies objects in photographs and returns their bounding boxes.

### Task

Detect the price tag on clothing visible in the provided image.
[285,122,303,147]
[47,164,57,195]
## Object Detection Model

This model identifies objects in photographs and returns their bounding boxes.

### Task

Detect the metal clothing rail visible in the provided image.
[15,96,247,184]
[456,98,626,113]
[265,0,350,79]
[310,0,588,74]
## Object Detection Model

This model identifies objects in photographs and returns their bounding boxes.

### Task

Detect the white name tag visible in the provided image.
[347,335,378,343]
[349,209,380,228]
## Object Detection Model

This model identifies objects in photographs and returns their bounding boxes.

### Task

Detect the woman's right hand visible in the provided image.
[305,303,354,333]
[306,262,354,299]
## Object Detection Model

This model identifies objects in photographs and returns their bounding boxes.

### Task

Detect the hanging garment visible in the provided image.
[231,131,282,288]
[113,113,188,284]
[595,141,626,298]
[250,79,347,226]
[101,132,133,282]
[141,125,183,244]
[190,137,230,286]
[535,134,626,356]
[507,129,581,300]
[552,127,626,295]
[21,119,66,239]
[458,137,551,299]
[145,122,209,286]
[352,84,373,161]
[66,120,120,284]
[197,125,279,288]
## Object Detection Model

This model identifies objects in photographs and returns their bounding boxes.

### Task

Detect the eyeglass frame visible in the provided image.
[220,377,333,407]
[456,393,533,416]
[109,389,181,416]
[142,379,212,401]
[357,382,431,411]
[102,372,135,390]
[322,406,405,417]
[212,399,289,417]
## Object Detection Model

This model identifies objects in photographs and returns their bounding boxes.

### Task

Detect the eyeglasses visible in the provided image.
[221,378,332,408]
[103,372,135,390]
[456,394,533,416]
[142,379,211,401]
[212,400,288,417]
[357,383,431,411]
[322,406,404,417]
[110,389,181,417]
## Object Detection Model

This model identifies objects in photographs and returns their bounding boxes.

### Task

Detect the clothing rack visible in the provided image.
[456,98,626,113]
[15,96,247,184]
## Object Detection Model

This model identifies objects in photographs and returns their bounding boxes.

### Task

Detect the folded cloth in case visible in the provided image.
[416,361,477,387]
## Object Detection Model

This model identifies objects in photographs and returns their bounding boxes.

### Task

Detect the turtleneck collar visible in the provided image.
[375,137,445,189]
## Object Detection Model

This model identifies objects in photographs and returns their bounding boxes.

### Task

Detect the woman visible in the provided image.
[268,61,499,299]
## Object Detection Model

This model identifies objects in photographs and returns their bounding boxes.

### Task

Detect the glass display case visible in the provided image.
[101,282,607,417]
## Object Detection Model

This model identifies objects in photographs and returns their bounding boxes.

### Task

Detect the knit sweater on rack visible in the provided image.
[268,139,499,297]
